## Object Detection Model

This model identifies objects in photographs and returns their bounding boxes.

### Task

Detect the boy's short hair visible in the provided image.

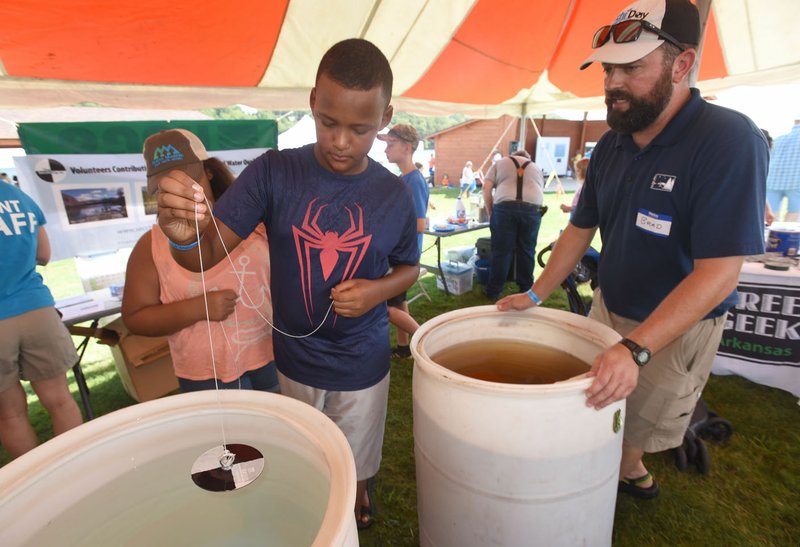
[316,38,393,105]
[377,123,420,148]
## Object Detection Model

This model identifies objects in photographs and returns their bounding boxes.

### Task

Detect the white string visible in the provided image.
[187,190,336,455]
[194,204,228,451]
[200,193,335,339]
[215,306,243,390]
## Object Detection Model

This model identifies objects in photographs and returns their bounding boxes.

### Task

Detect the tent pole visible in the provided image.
[579,111,588,160]
[690,0,712,87]
[477,116,517,174]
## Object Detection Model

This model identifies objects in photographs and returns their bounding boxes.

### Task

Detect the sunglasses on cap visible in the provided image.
[592,19,686,53]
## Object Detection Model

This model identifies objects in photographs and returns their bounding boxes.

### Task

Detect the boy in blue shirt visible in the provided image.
[378,123,429,357]
[155,38,419,529]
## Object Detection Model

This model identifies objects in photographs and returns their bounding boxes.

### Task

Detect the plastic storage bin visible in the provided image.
[436,262,473,295]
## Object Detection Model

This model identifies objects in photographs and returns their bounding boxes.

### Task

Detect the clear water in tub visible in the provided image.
[29,444,329,546]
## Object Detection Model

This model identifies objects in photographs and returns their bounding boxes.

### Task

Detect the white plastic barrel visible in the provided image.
[412,305,625,547]
[0,390,358,546]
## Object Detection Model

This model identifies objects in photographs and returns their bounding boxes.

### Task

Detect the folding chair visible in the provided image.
[408,267,432,304]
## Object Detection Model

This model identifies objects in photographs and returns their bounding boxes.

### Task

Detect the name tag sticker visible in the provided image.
[635,209,672,237]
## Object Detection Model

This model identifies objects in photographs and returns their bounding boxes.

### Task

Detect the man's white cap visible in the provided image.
[580,0,700,70]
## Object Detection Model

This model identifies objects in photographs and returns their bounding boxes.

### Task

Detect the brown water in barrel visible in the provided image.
[431,339,589,384]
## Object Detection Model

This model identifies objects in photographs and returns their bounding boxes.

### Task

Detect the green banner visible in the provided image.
[18,119,277,155]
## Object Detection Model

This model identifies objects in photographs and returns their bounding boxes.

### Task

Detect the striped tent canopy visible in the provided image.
[1,0,799,116]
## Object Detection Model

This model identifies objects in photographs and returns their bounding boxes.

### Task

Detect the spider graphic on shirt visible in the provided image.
[292,198,372,324]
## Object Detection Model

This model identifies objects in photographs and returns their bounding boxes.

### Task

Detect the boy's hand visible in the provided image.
[330,279,378,318]
[205,289,238,321]
[157,170,210,244]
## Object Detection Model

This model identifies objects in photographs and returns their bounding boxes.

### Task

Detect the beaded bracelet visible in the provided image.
[526,288,542,305]
[168,234,202,251]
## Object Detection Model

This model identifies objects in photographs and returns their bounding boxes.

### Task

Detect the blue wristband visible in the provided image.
[526,289,541,305]
[168,234,202,251]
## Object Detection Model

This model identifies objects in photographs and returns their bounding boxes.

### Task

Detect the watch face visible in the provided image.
[620,338,650,366]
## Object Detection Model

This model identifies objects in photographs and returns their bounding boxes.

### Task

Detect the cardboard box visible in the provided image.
[104,317,179,402]
[436,262,474,295]
[75,250,131,292]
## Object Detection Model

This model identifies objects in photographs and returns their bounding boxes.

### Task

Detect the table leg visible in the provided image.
[71,363,94,420]
[71,320,97,420]
[436,237,450,296]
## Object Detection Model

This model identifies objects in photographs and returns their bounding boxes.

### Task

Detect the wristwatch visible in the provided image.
[619,338,651,367]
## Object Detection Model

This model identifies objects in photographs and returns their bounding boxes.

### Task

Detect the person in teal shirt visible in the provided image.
[0,183,83,459]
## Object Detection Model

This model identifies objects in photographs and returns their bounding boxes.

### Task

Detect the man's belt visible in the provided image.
[498,200,548,215]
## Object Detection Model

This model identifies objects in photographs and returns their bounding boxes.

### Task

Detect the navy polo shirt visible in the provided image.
[214,145,419,391]
[572,88,768,322]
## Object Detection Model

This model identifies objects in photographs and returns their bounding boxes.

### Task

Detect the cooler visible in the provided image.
[475,237,515,281]
[436,262,474,295]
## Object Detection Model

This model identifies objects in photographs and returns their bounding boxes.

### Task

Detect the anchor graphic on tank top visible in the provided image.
[227,254,271,351]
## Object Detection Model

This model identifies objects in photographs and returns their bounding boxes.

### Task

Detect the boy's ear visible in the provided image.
[380,104,394,130]
[309,87,317,111]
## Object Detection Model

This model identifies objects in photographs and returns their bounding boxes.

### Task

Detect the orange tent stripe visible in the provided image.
[0,0,289,86]
[697,9,727,81]
[549,1,729,98]
[548,0,622,98]
[403,0,573,104]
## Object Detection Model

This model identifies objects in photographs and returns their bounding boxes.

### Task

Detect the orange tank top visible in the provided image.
[151,224,273,382]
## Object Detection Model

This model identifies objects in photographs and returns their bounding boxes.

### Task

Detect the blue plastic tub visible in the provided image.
[474,258,490,285]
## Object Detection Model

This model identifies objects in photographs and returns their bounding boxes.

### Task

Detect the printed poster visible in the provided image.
[714,269,800,397]
[14,120,276,261]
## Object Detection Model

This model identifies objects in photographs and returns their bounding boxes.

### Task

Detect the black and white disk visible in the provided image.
[191,443,265,492]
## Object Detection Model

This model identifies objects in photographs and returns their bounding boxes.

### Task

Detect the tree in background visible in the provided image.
[200,106,304,134]
[201,106,467,146]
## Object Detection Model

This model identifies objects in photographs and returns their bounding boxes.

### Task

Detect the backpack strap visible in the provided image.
[508,156,531,201]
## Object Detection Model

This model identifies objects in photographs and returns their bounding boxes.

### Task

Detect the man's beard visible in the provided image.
[605,67,673,134]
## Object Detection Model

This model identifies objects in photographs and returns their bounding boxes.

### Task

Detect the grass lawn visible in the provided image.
[2,187,798,545]
[421,185,598,271]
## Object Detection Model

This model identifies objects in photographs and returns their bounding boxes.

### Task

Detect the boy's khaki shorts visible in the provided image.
[0,307,78,392]
[278,371,390,480]
[589,290,726,453]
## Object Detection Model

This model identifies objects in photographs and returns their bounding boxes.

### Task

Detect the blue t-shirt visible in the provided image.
[214,144,419,391]
[402,169,429,256]
[0,183,54,320]
[572,89,767,322]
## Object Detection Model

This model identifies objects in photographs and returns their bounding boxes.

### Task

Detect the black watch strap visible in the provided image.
[619,337,651,367]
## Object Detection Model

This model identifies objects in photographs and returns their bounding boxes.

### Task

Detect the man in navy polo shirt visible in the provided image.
[498,0,767,498]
